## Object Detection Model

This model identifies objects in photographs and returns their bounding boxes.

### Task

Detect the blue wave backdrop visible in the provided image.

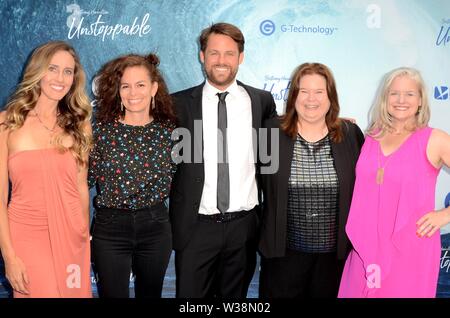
[0,0,449,298]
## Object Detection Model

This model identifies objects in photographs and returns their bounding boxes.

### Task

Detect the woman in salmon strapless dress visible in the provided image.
[0,41,92,298]
[338,67,450,298]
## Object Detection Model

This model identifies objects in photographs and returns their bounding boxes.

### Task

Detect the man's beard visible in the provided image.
[205,64,238,88]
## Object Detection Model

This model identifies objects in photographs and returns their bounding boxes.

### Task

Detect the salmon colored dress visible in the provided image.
[7,148,92,298]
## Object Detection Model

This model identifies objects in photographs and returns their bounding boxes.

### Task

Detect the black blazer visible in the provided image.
[169,81,277,251]
[258,117,364,260]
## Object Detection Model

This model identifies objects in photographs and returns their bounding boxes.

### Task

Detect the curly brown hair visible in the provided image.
[94,53,175,125]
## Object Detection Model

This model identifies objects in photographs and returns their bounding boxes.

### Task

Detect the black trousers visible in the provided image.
[175,210,258,298]
[259,249,344,298]
[91,203,172,298]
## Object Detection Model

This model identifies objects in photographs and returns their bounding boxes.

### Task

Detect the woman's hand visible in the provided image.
[5,255,29,295]
[416,207,450,238]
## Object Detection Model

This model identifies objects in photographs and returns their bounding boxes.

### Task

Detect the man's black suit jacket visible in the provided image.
[258,117,365,260]
[169,81,277,251]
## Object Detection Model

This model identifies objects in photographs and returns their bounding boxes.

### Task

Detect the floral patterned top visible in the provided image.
[88,120,176,210]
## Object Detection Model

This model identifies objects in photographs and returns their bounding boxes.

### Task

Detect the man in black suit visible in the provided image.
[170,22,277,298]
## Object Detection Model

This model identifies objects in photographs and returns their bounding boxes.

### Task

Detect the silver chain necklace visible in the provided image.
[33,109,57,133]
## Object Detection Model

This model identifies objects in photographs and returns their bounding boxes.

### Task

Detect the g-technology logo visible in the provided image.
[434,86,449,100]
[260,19,337,37]
[280,24,337,35]
[260,20,275,36]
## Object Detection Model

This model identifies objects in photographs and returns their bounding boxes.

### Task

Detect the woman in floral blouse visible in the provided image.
[89,53,176,298]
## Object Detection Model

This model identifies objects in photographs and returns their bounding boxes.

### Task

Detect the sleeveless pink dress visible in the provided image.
[338,127,441,298]
[8,149,92,298]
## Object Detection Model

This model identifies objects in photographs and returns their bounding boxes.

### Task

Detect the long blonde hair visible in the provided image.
[367,67,430,138]
[2,41,92,166]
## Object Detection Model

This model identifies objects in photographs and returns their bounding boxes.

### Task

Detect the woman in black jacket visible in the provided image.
[259,63,364,298]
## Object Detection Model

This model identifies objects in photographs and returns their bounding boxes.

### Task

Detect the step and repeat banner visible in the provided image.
[0,0,449,297]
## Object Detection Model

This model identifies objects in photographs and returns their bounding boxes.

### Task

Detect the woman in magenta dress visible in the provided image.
[338,67,450,298]
[0,41,92,297]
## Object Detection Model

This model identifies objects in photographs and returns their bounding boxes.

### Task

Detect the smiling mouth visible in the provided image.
[305,105,319,109]
[50,85,64,91]
[213,65,230,72]
[392,106,410,111]
[128,99,143,105]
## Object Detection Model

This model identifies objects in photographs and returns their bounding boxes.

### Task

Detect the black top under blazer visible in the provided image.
[258,117,364,260]
[169,81,277,251]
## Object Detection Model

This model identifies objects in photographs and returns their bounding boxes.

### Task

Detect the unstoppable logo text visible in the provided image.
[263,75,291,103]
[66,3,151,41]
[436,18,450,46]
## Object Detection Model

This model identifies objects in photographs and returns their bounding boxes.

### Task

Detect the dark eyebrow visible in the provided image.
[120,80,147,85]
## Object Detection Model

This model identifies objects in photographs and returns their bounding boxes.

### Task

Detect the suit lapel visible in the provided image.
[331,137,352,229]
[190,83,205,164]
[190,83,204,121]
[331,138,349,190]
[279,132,295,192]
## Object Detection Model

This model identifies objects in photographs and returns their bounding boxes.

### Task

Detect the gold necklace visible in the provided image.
[376,142,394,185]
[377,130,414,184]
[33,109,57,133]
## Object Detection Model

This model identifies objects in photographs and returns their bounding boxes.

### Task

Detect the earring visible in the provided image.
[417,105,422,115]
[151,96,156,110]
[120,102,124,112]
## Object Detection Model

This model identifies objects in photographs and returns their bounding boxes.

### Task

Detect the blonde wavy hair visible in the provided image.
[367,67,430,138]
[2,41,92,166]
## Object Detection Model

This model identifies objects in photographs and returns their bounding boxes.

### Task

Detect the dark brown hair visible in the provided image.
[281,63,343,143]
[199,22,245,53]
[94,53,175,125]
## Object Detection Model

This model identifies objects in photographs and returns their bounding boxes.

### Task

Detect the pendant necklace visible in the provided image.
[34,109,57,143]
[376,144,392,185]
[377,128,412,184]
